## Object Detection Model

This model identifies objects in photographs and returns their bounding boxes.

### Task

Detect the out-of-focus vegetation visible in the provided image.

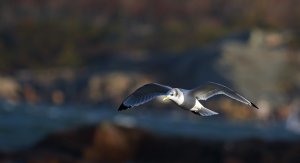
[1,0,300,70]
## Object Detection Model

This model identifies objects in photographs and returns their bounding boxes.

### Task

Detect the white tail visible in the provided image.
[193,107,219,116]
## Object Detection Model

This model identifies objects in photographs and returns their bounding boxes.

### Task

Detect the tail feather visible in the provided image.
[191,107,219,116]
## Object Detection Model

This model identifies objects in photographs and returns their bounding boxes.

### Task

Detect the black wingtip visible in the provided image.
[118,103,130,111]
[251,102,259,109]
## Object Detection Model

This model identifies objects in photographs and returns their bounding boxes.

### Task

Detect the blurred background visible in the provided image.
[0,0,300,162]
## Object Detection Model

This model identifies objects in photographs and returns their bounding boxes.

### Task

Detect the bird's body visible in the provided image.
[118,82,259,116]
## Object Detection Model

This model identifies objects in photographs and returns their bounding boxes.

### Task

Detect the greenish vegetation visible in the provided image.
[1,0,300,70]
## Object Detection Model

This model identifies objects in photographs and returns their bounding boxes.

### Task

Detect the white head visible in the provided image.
[163,88,184,105]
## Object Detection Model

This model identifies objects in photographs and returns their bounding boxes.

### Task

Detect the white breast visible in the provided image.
[175,94,184,105]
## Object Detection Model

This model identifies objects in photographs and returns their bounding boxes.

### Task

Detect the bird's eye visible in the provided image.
[170,93,174,96]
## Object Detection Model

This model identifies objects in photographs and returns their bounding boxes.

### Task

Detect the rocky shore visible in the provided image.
[0,122,299,163]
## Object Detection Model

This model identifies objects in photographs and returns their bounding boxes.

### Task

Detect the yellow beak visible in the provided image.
[163,96,169,101]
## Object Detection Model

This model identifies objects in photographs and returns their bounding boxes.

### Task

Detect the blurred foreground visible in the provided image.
[5,123,300,163]
[0,103,299,163]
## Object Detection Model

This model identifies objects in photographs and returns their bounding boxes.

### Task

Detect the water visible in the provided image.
[0,101,298,152]
[0,102,113,151]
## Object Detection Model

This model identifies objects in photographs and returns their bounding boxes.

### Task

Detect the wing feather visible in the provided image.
[118,83,172,111]
[190,82,259,109]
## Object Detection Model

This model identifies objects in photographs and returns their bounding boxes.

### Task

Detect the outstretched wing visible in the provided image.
[118,83,172,111]
[190,82,259,109]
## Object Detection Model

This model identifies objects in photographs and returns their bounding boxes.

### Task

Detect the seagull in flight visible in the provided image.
[118,82,259,116]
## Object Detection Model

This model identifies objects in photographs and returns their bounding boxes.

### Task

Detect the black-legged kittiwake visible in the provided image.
[118,82,259,116]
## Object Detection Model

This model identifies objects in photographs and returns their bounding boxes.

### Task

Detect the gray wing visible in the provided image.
[190,82,259,109]
[118,83,172,111]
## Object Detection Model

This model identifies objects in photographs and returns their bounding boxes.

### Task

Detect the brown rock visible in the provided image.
[83,122,145,163]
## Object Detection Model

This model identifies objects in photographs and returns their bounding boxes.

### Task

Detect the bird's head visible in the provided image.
[163,88,182,103]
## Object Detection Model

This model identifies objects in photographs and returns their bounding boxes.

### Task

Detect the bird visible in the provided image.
[118,82,259,116]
